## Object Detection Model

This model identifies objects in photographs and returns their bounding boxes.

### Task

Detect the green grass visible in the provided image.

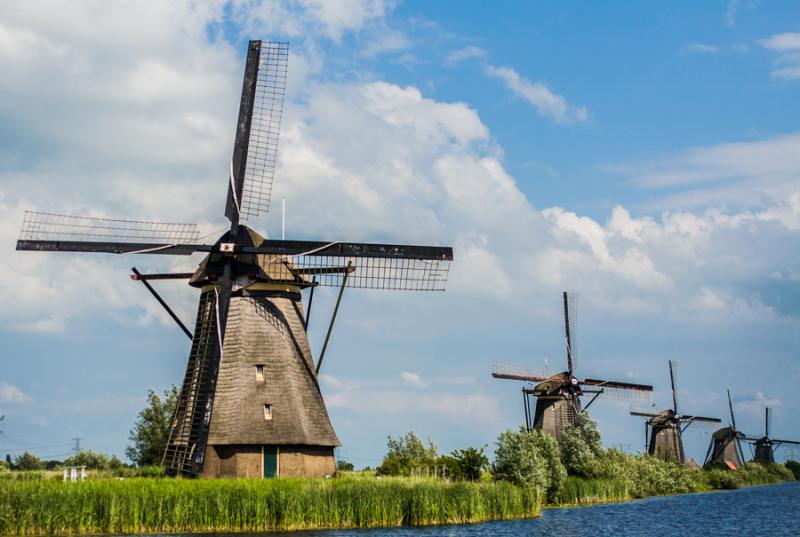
[0,477,540,535]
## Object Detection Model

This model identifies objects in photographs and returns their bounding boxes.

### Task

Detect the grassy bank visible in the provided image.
[0,477,540,535]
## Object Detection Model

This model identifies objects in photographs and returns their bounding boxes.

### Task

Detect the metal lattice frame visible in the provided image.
[20,211,199,243]
[240,42,289,219]
[564,291,578,373]
[284,255,450,291]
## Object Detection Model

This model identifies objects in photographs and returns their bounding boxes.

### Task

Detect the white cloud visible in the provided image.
[758,33,800,51]
[682,43,720,54]
[485,65,588,125]
[757,32,800,80]
[400,371,426,388]
[0,382,31,403]
[232,0,395,42]
[735,392,781,420]
[445,46,486,63]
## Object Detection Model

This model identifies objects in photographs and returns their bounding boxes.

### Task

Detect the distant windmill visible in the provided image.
[704,389,746,468]
[630,360,720,464]
[16,40,453,478]
[493,292,653,438]
[745,407,799,464]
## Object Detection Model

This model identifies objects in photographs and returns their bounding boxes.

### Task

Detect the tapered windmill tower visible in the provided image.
[630,361,720,464]
[704,389,746,468]
[745,407,799,464]
[493,292,653,438]
[16,40,453,478]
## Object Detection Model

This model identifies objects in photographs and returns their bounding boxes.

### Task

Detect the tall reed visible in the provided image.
[0,477,540,535]
[551,476,628,506]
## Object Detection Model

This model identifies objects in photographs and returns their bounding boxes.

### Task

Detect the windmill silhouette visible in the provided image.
[745,407,799,464]
[704,389,746,468]
[630,360,720,464]
[16,40,453,478]
[493,292,653,438]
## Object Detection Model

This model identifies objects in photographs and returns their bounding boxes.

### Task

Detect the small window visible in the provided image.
[255,365,264,382]
[263,404,272,420]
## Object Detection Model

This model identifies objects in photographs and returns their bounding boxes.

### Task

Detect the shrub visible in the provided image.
[376,431,438,476]
[14,452,44,471]
[450,446,489,481]
[785,460,800,480]
[493,427,566,501]
[558,412,602,478]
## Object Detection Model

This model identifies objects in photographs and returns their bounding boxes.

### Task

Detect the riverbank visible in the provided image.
[0,476,540,535]
[0,465,794,536]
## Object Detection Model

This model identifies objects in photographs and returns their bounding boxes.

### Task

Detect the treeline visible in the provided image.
[370,413,798,504]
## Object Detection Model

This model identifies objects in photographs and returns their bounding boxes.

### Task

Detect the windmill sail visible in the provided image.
[17,211,201,254]
[563,291,578,374]
[226,41,288,222]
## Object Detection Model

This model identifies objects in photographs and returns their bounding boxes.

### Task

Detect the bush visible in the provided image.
[558,413,603,478]
[785,460,800,480]
[493,427,566,501]
[376,431,438,476]
[593,449,699,498]
[450,446,489,481]
[336,460,355,472]
[14,452,44,471]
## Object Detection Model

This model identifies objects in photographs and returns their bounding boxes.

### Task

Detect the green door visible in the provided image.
[263,446,277,478]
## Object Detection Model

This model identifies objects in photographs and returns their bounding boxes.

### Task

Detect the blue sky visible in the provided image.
[1,0,800,467]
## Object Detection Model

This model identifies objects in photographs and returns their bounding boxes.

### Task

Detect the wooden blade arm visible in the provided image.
[492,372,549,382]
[241,240,453,260]
[17,239,210,256]
[680,415,721,423]
[581,378,653,391]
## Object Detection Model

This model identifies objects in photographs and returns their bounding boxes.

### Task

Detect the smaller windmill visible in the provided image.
[493,292,653,438]
[745,407,800,464]
[704,389,746,468]
[630,360,720,464]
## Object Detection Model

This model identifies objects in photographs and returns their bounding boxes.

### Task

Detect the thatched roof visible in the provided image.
[207,292,340,447]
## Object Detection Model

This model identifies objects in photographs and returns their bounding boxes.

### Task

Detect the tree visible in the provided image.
[558,412,603,478]
[14,451,44,470]
[336,460,355,472]
[493,427,566,500]
[126,386,178,466]
[376,431,438,476]
[451,446,489,481]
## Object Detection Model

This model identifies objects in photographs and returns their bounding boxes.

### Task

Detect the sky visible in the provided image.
[1,0,799,467]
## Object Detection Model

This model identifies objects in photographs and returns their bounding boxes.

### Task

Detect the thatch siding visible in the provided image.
[207,293,339,447]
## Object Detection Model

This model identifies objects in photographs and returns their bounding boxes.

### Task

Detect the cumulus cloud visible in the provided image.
[232,0,395,42]
[485,65,588,125]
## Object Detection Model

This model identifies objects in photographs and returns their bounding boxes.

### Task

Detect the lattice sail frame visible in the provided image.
[239,41,289,219]
[20,211,200,243]
[565,291,578,372]
[590,384,652,403]
[266,253,451,291]
[492,361,553,381]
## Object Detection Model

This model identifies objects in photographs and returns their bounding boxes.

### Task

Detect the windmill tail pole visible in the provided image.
[316,262,353,374]
[131,267,193,340]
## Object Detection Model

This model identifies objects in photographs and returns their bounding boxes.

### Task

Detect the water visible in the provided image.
[232,482,800,537]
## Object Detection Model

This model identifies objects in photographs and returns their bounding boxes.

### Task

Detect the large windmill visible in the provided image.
[745,407,799,464]
[16,41,453,478]
[492,292,653,438]
[630,361,720,464]
[704,389,746,469]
